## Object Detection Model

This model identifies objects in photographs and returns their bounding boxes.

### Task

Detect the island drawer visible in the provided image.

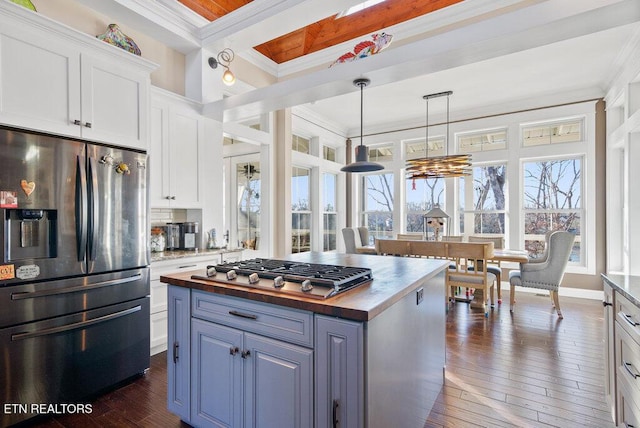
[616,322,640,405]
[618,368,640,428]
[191,291,314,348]
[616,293,640,343]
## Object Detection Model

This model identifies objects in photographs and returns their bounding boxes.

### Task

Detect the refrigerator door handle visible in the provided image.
[87,156,99,261]
[10,273,143,300]
[75,155,88,262]
[10,305,141,341]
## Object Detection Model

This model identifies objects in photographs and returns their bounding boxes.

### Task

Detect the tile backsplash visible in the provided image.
[150,208,187,226]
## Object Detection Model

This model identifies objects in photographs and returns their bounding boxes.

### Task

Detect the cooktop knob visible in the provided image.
[301,280,313,292]
[273,276,285,288]
[248,273,259,284]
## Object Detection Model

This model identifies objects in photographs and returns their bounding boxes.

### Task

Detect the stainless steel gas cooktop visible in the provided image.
[191,258,373,299]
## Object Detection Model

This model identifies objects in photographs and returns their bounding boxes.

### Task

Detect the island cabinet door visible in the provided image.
[167,286,191,422]
[243,332,314,428]
[315,316,364,428]
[191,319,243,428]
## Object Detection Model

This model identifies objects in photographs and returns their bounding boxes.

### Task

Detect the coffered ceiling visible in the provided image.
[179,0,462,63]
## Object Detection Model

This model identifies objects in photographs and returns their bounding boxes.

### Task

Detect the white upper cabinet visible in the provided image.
[150,89,203,209]
[0,3,156,150]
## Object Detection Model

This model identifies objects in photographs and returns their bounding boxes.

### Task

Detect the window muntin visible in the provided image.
[458,128,507,153]
[291,166,311,253]
[406,177,444,233]
[362,173,394,240]
[522,118,583,147]
[405,137,445,160]
[292,134,310,154]
[459,164,507,235]
[522,157,582,262]
[322,173,337,251]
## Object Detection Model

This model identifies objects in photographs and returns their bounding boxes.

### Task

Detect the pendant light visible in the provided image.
[406,91,471,179]
[341,78,384,173]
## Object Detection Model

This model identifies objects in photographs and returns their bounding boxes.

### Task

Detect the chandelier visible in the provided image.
[406,91,471,180]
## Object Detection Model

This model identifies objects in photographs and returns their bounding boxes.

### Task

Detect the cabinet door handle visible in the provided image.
[624,361,640,379]
[173,341,179,363]
[241,349,251,359]
[602,301,612,307]
[84,122,92,128]
[622,313,639,327]
[229,310,258,320]
[73,119,82,125]
[178,265,197,269]
[332,399,339,428]
[165,196,172,200]
[230,346,239,356]
[623,422,635,428]
[171,196,176,200]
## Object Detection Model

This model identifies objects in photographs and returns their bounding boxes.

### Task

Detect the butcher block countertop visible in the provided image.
[160,252,449,322]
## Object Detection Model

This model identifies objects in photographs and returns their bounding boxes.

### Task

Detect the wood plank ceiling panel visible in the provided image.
[180,0,463,63]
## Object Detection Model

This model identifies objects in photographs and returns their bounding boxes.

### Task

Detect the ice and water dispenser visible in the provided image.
[4,208,57,260]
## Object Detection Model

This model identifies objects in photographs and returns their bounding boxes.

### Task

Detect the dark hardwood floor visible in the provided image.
[23,290,612,428]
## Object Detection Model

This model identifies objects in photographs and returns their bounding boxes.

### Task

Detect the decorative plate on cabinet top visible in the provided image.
[96,24,141,56]
[10,0,36,11]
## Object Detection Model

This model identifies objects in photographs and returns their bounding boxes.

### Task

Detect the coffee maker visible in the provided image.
[164,223,180,250]
[178,222,198,250]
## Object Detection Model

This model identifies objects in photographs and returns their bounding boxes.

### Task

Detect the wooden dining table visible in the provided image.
[356,242,530,304]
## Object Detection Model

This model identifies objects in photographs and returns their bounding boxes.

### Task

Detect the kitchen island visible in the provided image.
[161,252,448,428]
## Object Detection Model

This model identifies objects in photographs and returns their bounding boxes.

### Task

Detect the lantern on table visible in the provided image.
[424,206,449,241]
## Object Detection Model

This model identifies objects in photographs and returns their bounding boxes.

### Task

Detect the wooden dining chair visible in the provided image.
[468,235,505,304]
[396,233,424,240]
[376,239,410,256]
[446,242,496,317]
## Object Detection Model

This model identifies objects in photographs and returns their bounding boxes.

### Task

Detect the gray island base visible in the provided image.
[161,252,448,427]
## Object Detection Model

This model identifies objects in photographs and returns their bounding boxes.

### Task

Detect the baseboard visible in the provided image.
[499,282,603,301]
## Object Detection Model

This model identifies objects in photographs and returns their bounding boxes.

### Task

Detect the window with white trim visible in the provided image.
[322,173,337,251]
[458,128,507,153]
[522,157,582,262]
[361,172,394,240]
[459,164,507,235]
[522,118,583,147]
[406,177,444,233]
[291,166,311,253]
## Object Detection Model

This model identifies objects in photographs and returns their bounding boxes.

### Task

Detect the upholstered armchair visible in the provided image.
[508,231,575,318]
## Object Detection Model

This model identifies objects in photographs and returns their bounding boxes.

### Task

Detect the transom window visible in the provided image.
[522,118,583,147]
[323,146,336,162]
[458,128,507,153]
[292,134,310,154]
[368,144,394,162]
[405,137,445,160]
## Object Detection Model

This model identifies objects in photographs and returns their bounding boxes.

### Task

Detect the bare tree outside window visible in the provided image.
[362,173,394,240]
[523,158,581,261]
[406,177,444,233]
[459,164,507,235]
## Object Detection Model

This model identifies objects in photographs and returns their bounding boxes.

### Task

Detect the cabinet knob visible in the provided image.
[229,346,239,356]
[241,349,251,359]
[73,119,82,126]
[602,301,612,307]
[84,122,92,128]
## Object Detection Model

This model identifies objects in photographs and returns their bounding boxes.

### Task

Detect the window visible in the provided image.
[237,162,260,250]
[337,0,385,17]
[459,164,507,235]
[323,173,337,251]
[291,167,311,253]
[292,134,310,154]
[368,144,394,162]
[405,137,445,160]
[323,146,336,162]
[458,128,507,153]
[522,158,582,262]
[406,177,444,233]
[362,173,394,240]
[522,118,583,147]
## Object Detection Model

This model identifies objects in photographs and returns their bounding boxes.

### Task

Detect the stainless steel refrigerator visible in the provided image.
[0,127,150,427]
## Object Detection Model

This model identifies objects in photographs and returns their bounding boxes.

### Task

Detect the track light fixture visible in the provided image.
[208,48,236,86]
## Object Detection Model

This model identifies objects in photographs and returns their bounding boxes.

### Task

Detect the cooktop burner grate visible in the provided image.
[213,258,373,289]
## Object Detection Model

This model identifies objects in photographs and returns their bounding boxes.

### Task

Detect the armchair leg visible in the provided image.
[551,290,563,319]
[510,284,516,312]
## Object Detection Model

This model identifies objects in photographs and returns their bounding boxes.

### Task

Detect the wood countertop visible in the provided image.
[160,252,449,322]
